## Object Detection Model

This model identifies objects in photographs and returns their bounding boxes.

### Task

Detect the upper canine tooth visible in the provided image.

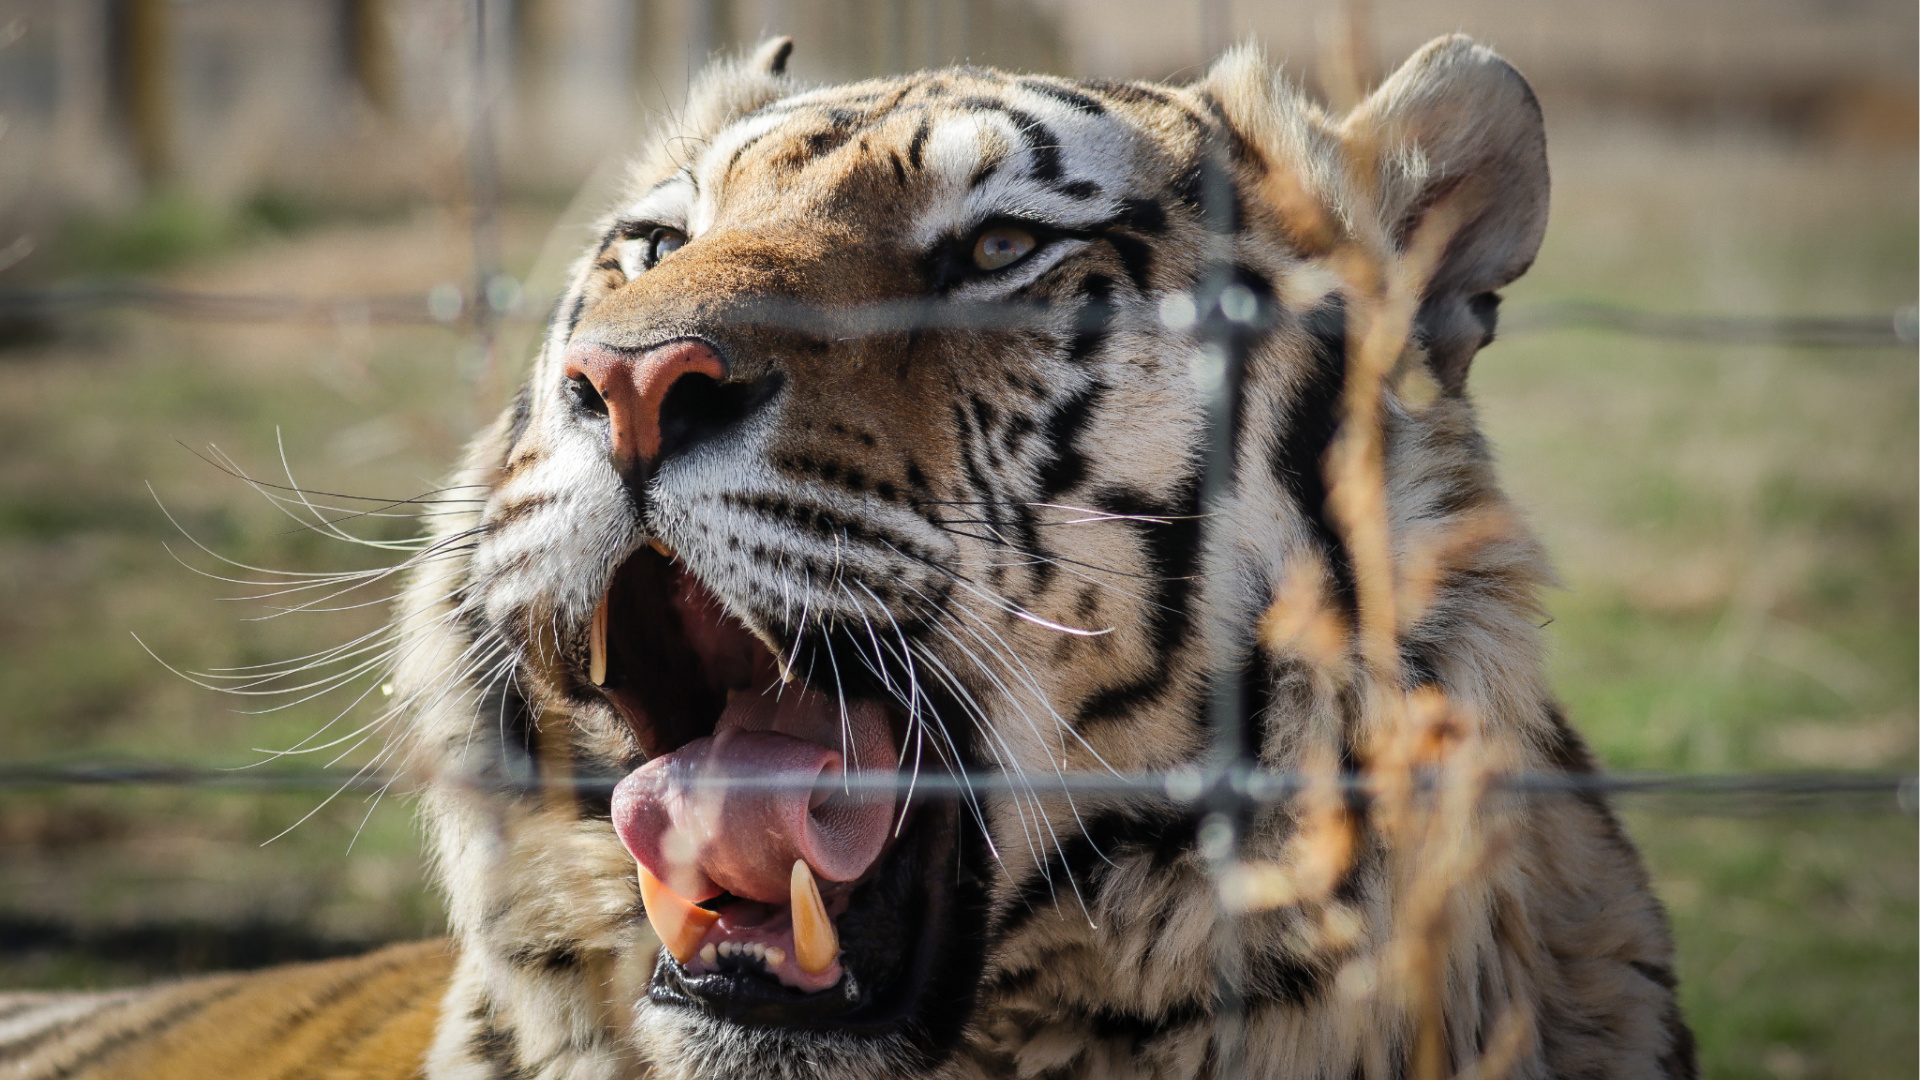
[648,537,676,560]
[589,592,609,687]
[637,863,717,964]
[790,860,839,975]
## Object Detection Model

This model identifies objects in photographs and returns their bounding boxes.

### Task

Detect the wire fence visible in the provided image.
[3,281,1915,349]
[2,3,1915,1077]
[3,764,1912,815]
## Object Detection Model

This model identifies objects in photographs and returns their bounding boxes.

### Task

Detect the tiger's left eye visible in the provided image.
[971,225,1036,271]
[646,228,687,268]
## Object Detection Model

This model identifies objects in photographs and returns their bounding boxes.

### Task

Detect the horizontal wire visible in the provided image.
[0,761,1911,807]
[1,281,1914,348]
[0,281,493,326]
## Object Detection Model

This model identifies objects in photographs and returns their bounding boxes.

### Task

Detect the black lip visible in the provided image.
[647,797,961,1034]
[651,959,867,1027]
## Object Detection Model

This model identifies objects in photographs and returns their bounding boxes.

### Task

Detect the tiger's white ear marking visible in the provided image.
[752,36,794,76]
[1341,35,1549,389]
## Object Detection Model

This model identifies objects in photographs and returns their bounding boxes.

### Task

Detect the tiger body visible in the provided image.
[5,36,1692,1080]
[0,942,450,1079]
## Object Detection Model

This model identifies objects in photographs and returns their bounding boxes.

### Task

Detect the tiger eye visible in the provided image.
[647,228,687,267]
[971,225,1036,271]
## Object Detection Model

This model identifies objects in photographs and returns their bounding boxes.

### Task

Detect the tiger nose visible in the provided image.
[563,338,728,469]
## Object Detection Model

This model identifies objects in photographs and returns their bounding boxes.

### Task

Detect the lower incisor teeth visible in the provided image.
[699,943,717,966]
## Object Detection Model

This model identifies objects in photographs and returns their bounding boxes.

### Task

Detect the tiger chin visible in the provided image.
[0,33,1695,1080]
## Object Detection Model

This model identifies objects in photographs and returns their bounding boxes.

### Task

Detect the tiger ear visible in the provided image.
[751,36,795,76]
[1342,35,1549,390]
[683,38,798,137]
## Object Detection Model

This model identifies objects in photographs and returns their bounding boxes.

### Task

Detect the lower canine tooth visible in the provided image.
[636,864,717,964]
[589,592,609,686]
[790,860,840,975]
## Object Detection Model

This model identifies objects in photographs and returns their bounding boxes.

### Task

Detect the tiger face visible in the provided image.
[404,35,1686,1080]
[474,53,1223,1068]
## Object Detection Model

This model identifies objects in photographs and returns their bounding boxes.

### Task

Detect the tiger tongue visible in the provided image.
[611,685,898,906]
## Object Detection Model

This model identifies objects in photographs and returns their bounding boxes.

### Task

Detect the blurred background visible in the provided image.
[0,1,1912,1077]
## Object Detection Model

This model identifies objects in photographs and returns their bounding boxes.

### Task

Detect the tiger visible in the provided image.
[1,33,1695,1080]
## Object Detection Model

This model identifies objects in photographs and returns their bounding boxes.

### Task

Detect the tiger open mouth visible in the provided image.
[588,543,966,1031]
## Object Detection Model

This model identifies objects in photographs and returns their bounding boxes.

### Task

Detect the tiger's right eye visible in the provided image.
[971,225,1036,272]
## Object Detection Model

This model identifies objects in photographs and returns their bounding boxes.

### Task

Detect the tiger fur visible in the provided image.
[3,35,1694,1080]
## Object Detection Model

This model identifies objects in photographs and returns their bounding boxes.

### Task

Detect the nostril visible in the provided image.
[568,372,609,416]
[656,370,783,464]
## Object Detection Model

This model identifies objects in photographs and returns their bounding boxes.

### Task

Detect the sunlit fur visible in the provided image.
[0,942,450,1079]
[1,36,1693,1080]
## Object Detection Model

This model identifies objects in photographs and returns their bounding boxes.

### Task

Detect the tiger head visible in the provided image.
[401,34,1553,1080]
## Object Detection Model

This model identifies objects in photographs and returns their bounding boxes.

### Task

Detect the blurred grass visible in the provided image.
[46,190,422,279]
[1477,114,1916,1080]
[0,113,1912,1079]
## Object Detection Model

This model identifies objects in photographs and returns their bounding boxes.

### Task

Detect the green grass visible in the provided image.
[1474,116,1917,1078]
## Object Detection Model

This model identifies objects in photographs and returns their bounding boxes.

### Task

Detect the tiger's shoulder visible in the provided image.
[0,940,452,1080]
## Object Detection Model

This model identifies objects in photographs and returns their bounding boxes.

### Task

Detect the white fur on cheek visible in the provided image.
[473,426,638,630]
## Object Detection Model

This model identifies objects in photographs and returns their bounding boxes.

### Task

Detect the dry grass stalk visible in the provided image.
[1455,1003,1537,1080]
[1245,109,1526,1076]
[1323,193,1469,678]
[1257,549,1354,684]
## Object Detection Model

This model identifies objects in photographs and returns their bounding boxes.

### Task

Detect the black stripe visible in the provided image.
[1112,197,1168,235]
[994,804,1199,940]
[1033,382,1103,498]
[723,130,771,182]
[1657,997,1700,1080]
[504,943,584,973]
[1104,232,1154,293]
[956,97,1062,182]
[1244,948,1327,1008]
[1071,479,1201,728]
[564,290,588,338]
[1081,79,1174,108]
[504,384,533,449]
[25,983,245,1077]
[470,1001,532,1080]
[1018,78,1108,115]
[1078,999,1210,1050]
[721,491,943,566]
[1271,300,1357,611]
[1065,274,1116,364]
[907,115,931,169]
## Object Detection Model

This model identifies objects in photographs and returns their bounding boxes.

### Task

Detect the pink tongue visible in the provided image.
[612,685,898,905]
